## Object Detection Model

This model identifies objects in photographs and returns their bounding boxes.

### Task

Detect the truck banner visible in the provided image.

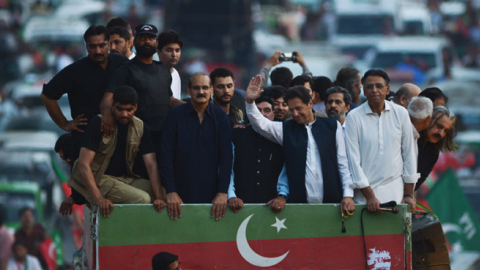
[92,204,411,269]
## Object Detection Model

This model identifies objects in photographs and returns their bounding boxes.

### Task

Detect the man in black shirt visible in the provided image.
[70,86,165,217]
[100,24,184,164]
[227,96,284,213]
[41,25,128,162]
[417,106,457,191]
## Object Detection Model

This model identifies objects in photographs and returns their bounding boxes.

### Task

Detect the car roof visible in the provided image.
[0,131,58,151]
[11,85,43,99]
[375,37,450,52]
[23,15,89,42]
[0,151,51,165]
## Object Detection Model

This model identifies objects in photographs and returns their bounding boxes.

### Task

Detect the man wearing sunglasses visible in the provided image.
[345,69,417,213]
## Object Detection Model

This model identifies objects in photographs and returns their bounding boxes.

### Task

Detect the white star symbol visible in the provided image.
[271,217,287,233]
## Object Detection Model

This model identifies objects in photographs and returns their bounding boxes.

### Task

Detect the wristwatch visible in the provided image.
[403,194,414,199]
[279,194,288,201]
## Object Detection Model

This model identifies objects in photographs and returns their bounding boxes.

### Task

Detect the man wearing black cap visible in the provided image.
[101,24,184,174]
[152,252,181,270]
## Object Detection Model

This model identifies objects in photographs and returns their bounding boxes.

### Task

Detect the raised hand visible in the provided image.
[245,75,263,104]
[267,51,283,67]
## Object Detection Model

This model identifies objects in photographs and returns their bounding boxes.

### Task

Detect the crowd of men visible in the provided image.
[39,18,458,226]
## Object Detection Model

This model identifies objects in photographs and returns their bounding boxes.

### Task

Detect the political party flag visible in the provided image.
[39,237,57,270]
[92,204,410,270]
[426,169,480,253]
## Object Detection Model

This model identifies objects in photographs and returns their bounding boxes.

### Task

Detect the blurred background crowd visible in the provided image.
[1,0,480,269]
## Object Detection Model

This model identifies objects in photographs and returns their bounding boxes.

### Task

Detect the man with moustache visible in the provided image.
[101,24,184,169]
[157,30,183,100]
[417,106,457,190]
[245,75,355,213]
[70,86,165,218]
[210,67,244,128]
[108,26,135,59]
[324,86,351,137]
[42,26,128,208]
[161,73,232,221]
[42,25,128,163]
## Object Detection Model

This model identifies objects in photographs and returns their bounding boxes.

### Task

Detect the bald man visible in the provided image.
[393,83,421,109]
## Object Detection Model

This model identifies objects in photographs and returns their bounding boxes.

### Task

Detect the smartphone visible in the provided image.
[279,52,297,62]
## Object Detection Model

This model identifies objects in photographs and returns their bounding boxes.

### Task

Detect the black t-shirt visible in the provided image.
[105,59,173,131]
[82,116,155,177]
[42,54,129,129]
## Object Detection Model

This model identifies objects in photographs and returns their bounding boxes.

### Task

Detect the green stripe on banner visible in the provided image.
[98,204,409,247]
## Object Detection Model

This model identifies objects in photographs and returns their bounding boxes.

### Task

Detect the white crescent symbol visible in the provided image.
[236,214,289,267]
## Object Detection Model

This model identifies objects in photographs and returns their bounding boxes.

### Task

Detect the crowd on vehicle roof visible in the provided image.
[0,17,458,270]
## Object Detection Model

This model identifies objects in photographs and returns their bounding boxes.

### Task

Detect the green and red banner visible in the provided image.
[93,204,410,269]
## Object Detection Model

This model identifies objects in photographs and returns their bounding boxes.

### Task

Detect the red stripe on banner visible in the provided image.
[99,234,405,269]
[407,251,412,270]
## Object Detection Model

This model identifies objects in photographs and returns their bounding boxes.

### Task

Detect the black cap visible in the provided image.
[135,24,158,37]
[152,252,178,270]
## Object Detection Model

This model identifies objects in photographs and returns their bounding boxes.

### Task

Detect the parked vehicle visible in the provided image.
[332,0,401,62]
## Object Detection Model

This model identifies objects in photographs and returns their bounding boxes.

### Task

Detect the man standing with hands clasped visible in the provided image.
[345,69,417,213]
[245,75,355,213]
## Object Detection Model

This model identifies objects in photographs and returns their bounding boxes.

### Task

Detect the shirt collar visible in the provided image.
[306,117,317,127]
[412,123,420,140]
[364,100,391,115]
[187,102,212,116]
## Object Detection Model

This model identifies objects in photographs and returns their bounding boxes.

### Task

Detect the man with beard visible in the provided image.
[157,30,183,100]
[417,106,457,190]
[245,75,355,213]
[324,86,351,137]
[101,24,184,172]
[108,26,135,59]
[209,67,244,128]
[161,73,232,221]
[264,86,290,122]
[70,86,165,217]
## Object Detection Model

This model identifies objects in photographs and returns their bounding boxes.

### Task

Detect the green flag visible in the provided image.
[426,169,480,252]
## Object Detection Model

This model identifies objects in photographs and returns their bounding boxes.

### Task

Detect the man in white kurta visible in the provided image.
[345,69,417,212]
